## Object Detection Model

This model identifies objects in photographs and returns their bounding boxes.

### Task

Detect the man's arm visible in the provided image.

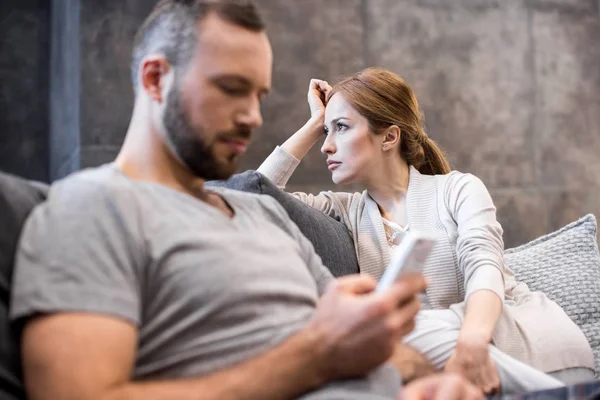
[23,313,323,400]
[23,275,427,400]
[388,343,438,384]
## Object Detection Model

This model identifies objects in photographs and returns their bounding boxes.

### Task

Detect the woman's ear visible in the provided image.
[381,125,401,152]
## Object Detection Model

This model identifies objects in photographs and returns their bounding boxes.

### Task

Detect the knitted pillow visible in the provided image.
[504,214,600,377]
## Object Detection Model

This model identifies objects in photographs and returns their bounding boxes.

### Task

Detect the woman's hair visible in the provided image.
[327,67,451,175]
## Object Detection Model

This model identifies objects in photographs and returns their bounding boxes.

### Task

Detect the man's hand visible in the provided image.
[399,373,484,400]
[307,78,332,121]
[308,273,427,382]
[388,343,438,384]
[444,335,500,395]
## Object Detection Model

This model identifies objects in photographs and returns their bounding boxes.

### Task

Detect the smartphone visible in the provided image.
[376,230,436,292]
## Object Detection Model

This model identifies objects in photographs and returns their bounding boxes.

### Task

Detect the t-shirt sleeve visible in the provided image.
[10,177,146,326]
[259,196,334,296]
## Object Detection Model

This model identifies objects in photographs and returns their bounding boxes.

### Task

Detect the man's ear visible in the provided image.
[139,56,172,104]
[381,125,401,152]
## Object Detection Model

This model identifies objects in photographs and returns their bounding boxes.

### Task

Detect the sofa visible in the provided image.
[1,169,599,400]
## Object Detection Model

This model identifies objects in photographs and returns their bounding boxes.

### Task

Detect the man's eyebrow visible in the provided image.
[212,74,251,85]
[211,74,270,95]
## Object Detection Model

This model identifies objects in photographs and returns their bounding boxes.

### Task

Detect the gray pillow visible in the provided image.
[504,214,600,376]
[0,171,48,400]
[207,171,359,277]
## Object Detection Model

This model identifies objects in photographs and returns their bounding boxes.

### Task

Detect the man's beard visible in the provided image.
[162,84,251,181]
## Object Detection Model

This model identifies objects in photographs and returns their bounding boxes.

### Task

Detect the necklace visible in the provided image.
[385,225,399,244]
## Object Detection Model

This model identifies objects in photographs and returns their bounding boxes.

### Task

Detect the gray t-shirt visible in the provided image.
[11,164,400,399]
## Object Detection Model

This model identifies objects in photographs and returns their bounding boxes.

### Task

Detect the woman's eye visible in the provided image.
[336,122,348,131]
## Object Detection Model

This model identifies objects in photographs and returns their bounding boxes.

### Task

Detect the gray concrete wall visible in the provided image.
[0,0,50,182]
[1,0,599,247]
[253,0,600,247]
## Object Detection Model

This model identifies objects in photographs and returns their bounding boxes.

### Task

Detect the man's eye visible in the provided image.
[220,85,247,96]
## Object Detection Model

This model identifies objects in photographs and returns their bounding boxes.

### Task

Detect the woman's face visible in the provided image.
[321,93,381,184]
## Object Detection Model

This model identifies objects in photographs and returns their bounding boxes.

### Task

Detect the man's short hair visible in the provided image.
[131,0,265,93]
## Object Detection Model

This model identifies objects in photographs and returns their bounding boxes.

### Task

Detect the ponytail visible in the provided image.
[416,135,451,175]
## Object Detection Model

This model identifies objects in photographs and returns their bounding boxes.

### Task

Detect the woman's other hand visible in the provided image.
[444,335,500,396]
[308,79,332,121]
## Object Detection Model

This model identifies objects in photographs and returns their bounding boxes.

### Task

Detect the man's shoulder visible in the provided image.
[39,164,143,223]
[49,164,138,203]
[214,187,292,227]
[213,187,282,211]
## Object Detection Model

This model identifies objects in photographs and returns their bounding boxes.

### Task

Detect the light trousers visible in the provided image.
[403,309,595,394]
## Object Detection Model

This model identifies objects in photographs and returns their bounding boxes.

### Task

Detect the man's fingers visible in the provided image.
[434,374,483,400]
[386,297,420,335]
[434,375,467,400]
[365,274,425,320]
[329,274,377,295]
[466,384,486,400]
[399,375,435,400]
[400,374,484,400]
[389,273,428,304]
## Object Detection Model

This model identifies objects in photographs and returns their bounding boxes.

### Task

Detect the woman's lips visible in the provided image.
[327,161,341,171]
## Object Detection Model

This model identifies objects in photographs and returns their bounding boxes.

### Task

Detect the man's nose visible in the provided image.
[236,97,263,129]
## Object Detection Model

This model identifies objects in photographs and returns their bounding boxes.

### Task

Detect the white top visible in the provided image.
[259,146,505,302]
[257,146,595,373]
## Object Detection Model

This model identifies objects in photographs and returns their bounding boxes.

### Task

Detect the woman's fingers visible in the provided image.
[481,361,500,395]
[309,79,332,99]
[318,80,332,93]
[310,78,327,90]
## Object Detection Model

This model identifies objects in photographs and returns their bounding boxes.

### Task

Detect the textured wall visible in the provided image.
[245,0,600,246]
[78,0,155,168]
[246,0,600,248]
[0,0,50,182]
[359,0,600,247]
[1,0,599,248]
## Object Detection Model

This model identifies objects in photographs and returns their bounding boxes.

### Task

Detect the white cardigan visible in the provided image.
[258,146,595,373]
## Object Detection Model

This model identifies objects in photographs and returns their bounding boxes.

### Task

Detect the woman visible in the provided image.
[257,68,595,394]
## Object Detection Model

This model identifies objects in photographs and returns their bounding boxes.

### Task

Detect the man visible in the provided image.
[10,1,481,399]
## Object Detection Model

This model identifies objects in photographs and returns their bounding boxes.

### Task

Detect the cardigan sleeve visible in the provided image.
[444,172,505,302]
[257,146,355,222]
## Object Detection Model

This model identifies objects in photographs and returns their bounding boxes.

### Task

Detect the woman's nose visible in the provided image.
[320,133,335,154]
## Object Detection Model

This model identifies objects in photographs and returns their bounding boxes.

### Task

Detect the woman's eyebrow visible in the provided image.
[330,117,350,125]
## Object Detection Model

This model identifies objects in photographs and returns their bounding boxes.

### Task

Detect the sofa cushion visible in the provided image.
[207,171,359,277]
[504,214,600,377]
[0,171,48,400]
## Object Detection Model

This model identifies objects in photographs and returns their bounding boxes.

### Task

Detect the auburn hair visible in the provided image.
[327,67,451,175]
